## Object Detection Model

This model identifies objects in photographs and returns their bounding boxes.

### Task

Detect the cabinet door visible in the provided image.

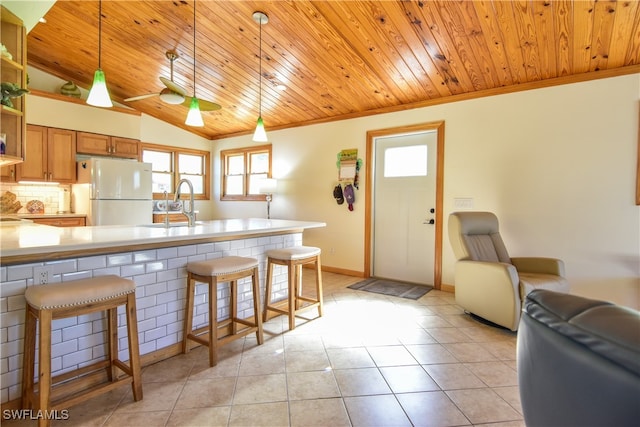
[48,128,76,183]
[16,125,47,181]
[111,137,139,159]
[0,165,16,182]
[31,217,85,227]
[76,132,110,155]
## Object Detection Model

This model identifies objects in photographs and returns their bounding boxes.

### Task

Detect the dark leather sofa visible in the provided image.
[517,289,640,427]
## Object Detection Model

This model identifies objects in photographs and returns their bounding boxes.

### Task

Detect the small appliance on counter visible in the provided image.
[72,158,153,226]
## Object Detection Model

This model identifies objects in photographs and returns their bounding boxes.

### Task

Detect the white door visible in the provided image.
[372,131,437,284]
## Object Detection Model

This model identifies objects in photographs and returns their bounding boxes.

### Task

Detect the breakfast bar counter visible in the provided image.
[0,218,325,406]
[0,218,325,265]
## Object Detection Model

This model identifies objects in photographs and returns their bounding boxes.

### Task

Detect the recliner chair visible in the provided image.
[448,211,569,331]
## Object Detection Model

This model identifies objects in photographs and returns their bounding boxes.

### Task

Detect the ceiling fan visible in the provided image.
[124,50,221,111]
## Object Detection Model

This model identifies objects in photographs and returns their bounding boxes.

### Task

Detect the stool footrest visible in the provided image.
[51,377,133,412]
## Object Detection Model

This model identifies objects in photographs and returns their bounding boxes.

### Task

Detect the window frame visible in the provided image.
[141,142,210,200]
[220,144,272,201]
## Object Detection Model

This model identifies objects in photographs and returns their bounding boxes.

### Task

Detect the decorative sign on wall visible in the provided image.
[335,149,362,211]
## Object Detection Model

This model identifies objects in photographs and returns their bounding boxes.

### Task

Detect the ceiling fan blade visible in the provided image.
[182,97,222,111]
[124,93,158,102]
[159,76,187,97]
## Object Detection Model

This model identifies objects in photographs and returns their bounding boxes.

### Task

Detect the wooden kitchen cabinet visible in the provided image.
[152,212,192,223]
[77,132,140,159]
[16,125,76,183]
[0,6,26,168]
[0,165,16,182]
[30,217,86,227]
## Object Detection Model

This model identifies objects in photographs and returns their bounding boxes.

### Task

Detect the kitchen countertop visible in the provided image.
[0,218,325,265]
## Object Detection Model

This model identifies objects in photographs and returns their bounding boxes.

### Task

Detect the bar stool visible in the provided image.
[263,246,323,330]
[183,256,263,367]
[22,275,142,427]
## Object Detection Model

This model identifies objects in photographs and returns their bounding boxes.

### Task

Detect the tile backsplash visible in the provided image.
[0,183,71,214]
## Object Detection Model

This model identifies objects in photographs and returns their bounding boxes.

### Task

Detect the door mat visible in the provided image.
[347,278,433,300]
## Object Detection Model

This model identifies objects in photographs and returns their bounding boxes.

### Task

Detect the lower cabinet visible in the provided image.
[31,217,86,227]
[152,213,192,223]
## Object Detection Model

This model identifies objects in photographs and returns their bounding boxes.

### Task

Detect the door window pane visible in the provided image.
[384,145,427,177]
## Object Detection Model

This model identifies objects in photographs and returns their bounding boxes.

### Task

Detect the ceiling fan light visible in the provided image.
[159,88,185,104]
[185,96,204,127]
[87,69,113,108]
[253,116,268,142]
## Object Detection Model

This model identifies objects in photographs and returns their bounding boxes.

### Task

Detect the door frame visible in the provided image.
[365,121,445,289]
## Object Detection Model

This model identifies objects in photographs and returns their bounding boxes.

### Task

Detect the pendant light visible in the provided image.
[185,0,204,127]
[87,0,113,107]
[252,11,268,142]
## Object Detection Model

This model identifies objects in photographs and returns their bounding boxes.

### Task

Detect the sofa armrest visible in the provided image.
[511,257,565,277]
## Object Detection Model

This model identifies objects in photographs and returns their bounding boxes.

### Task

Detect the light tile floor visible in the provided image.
[6,271,525,427]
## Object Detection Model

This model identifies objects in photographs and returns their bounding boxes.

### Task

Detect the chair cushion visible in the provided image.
[519,272,570,299]
[187,256,258,277]
[266,246,321,260]
[24,275,135,310]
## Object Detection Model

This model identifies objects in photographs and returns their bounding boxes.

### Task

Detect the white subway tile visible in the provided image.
[77,256,107,270]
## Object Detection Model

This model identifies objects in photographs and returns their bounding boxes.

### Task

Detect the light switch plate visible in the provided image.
[454,198,474,210]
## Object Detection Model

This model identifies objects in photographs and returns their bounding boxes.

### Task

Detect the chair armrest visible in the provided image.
[456,260,520,292]
[511,257,565,277]
[455,260,521,330]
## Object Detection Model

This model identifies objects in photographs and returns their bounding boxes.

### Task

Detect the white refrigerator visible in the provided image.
[72,158,153,226]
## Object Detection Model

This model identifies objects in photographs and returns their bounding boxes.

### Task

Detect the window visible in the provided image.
[141,143,210,200]
[221,144,272,200]
[384,145,428,177]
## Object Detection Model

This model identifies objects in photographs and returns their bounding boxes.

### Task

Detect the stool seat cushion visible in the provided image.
[24,275,135,310]
[188,256,259,277]
[266,246,321,261]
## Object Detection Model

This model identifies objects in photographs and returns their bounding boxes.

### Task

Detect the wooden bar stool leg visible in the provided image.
[125,292,143,401]
[107,307,118,381]
[288,260,296,330]
[231,280,238,335]
[21,306,37,409]
[295,263,302,310]
[208,277,218,367]
[38,310,52,427]
[183,273,195,354]
[251,266,264,344]
[263,260,274,322]
[316,255,323,317]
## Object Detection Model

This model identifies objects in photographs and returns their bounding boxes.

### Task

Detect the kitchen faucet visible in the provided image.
[174,179,196,226]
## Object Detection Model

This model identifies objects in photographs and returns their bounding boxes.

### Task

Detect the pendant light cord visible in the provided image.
[193,0,196,97]
[98,0,102,68]
[258,17,262,117]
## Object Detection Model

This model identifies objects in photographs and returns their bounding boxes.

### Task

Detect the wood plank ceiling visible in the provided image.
[26,0,640,140]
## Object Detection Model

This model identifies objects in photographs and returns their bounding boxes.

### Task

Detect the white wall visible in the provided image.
[214,74,640,309]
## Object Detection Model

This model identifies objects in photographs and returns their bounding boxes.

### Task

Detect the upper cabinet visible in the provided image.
[0,5,27,167]
[16,125,77,183]
[76,132,140,159]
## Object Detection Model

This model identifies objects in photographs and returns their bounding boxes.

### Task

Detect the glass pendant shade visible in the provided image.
[253,116,268,142]
[87,69,113,107]
[185,96,204,127]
